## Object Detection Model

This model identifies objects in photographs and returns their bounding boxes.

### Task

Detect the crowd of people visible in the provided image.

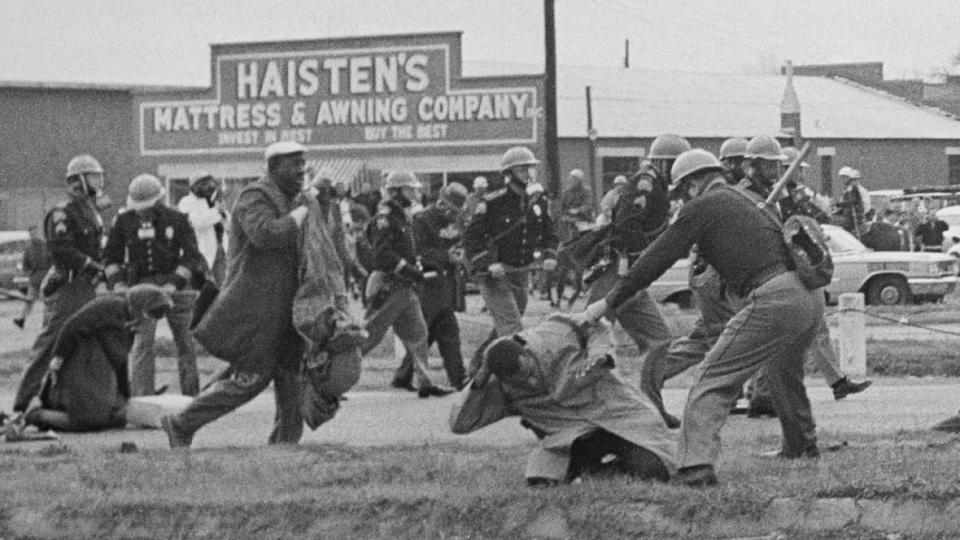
[9,132,948,490]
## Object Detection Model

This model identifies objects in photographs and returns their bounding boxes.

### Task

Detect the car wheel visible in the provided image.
[866,275,911,306]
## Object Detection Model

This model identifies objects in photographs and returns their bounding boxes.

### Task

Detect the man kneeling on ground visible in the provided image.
[450,314,676,485]
[6,284,172,436]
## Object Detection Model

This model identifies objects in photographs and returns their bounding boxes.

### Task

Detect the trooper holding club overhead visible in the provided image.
[578,148,823,488]
[463,147,558,376]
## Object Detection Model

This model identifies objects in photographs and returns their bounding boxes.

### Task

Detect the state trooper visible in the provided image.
[580,148,823,487]
[584,134,690,360]
[463,147,558,375]
[717,137,749,184]
[740,138,871,414]
[104,174,207,397]
[361,171,451,398]
[392,183,470,391]
[12,154,110,415]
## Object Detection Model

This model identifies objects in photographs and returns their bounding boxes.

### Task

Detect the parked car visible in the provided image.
[0,230,31,294]
[648,224,960,307]
[935,205,960,251]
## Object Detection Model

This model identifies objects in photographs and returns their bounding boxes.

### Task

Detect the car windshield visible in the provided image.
[822,225,867,254]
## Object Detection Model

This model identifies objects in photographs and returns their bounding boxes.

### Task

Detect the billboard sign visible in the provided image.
[138,34,539,156]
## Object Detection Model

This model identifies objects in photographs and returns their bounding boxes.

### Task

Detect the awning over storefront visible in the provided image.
[156,153,498,184]
[364,153,501,174]
[158,161,263,179]
[305,158,365,184]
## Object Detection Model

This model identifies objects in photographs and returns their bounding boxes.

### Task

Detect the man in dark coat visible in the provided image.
[6,284,172,435]
[160,141,312,448]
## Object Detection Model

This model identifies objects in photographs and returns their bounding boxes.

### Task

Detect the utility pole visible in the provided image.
[586,86,599,210]
[544,0,560,198]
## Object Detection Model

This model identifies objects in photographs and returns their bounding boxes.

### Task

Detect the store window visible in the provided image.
[949,154,960,185]
[601,156,640,192]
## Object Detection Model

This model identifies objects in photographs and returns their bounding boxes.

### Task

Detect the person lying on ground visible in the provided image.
[450,314,676,486]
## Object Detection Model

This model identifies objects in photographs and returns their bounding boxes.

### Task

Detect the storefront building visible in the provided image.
[3,31,960,230]
[134,32,543,207]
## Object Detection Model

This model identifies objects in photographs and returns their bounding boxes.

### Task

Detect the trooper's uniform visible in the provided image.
[13,191,105,413]
[585,162,672,355]
[392,203,467,390]
[360,196,439,393]
[463,183,557,372]
[104,201,206,397]
[605,172,823,474]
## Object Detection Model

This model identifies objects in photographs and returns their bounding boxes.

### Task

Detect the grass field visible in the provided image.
[4,429,960,538]
[3,297,960,538]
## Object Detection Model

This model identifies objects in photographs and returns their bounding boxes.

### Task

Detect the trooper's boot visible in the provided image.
[747,395,777,418]
[672,465,719,488]
[932,410,960,433]
[417,386,453,399]
[758,445,821,459]
[832,377,872,400]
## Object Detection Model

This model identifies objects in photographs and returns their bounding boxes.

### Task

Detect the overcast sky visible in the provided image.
[2,0,958,87]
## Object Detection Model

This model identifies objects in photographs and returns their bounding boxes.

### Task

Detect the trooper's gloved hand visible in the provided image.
[82,257,105,277]
[396,261,423,283]
[488,263,506,279]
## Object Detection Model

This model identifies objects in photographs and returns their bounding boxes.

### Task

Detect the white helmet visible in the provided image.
[500,146,540,171]
[126,174,166,211]
[671,149,724,184]
[473,176,488,190]
[838,166,855,178]
[384,170,422,189]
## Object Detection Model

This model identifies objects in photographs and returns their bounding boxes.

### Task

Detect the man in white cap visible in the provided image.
[162,141,313,448]
[104,174,207,397]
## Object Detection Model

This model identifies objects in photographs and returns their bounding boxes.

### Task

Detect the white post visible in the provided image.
[393,334,405,364]
[837,293,866,377]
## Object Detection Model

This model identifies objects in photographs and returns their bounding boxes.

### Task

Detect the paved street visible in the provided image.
[2,379,958,454]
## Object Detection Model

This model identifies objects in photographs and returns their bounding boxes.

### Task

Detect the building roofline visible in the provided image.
[0,79,203,94]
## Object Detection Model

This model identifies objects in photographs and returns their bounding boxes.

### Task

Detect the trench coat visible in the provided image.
[40,294,134,431]
[450,315,678,480]
[193,177,301,373]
